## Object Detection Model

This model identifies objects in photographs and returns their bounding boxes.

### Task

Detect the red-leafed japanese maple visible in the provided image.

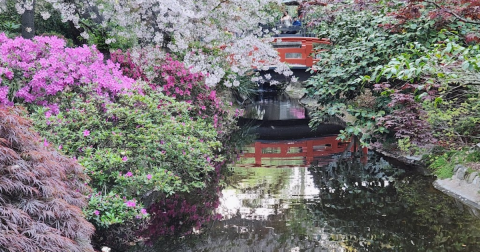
[0,106,94,252]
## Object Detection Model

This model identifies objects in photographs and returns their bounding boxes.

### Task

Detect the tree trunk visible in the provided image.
[21,0,36,39]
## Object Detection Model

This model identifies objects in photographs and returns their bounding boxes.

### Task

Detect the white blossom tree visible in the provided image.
[1,0,295,87]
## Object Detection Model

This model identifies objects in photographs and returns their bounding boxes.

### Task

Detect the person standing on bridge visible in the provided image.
[281,11,292,27]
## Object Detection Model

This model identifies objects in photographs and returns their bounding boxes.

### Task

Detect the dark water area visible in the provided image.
[238,91,344,140]
[134,92,480,252]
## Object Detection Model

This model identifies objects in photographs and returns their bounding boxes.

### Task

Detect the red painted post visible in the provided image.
[306,140,314,165]
[304,39,313,67]
[255,142,262,166]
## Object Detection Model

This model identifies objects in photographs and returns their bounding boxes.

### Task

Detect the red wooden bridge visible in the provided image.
[272,37,330,68]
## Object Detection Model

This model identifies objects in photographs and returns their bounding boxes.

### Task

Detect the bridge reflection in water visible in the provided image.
[239,136,366,167]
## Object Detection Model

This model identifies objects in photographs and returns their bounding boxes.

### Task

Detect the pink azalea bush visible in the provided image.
[110,50,233,135]
[1,34,239,248]
[0,33,134,110]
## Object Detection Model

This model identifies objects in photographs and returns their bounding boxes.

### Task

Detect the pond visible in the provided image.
[135,92,480,251]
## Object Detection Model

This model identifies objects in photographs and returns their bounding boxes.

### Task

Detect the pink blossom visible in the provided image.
[0,86,10,106]
[83,130,90,137]
[122,156,128,162]
[4,70,13,79]
[141,208,148,215]
[126,200,136,207]
[146,174,152,180]
[43,138,49,147]
[208,90,216,100]
[125,171,133,177]
[94,210,100,216]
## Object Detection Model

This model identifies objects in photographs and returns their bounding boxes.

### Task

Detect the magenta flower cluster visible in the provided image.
[125,200,136,207]
[110,51,229,132]
[0,33,134,109]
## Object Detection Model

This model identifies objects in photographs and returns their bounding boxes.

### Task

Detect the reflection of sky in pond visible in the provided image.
[218,167,320,221]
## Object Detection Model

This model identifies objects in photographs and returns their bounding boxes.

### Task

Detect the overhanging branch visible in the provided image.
[424,0,480,25]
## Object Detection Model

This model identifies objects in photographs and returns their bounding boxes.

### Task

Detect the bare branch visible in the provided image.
[424,0,480,25]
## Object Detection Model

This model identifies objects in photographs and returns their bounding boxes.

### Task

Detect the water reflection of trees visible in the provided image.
[134,154,480,251]
[308,154,480,251]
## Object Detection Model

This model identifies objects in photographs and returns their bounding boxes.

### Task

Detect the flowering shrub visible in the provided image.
[111,49,234,138]
[85,191,149,248]
[0,106,94,252]
[31,82,222,243]
[110,49,149,82]
[85,191,148,229]
[0,33,134,110]
[0,34,239,248]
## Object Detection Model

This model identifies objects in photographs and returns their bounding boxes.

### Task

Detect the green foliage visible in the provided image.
[306,0,438,145]
[306,0,480,149]
[31,83,222,229]
[375,38,480,145]
[82,19,136,51]
[427,149,480,179]
[397,136,422,155]
[0,1,20,37]
[429,154,455,179]
[86,191,148,228]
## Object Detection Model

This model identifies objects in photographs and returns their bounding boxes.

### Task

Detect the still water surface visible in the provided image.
[140,93,480,251]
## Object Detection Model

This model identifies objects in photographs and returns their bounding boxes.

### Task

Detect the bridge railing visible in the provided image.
[272,37,330,67]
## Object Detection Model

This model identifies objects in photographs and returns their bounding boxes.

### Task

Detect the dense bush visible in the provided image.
[30,82,224,246]
[372,39,480,146]
[306,0,479,150]
[1,33,237,248]
[0,106,94,252]
[306,0,431,145]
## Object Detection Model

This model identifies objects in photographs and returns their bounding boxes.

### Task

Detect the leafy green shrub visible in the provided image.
[429,155,455,179]
[305,0,432,145]
[0,1,20,37]
[30,83,222,236]
[428,149,480,179]
[306,0,479,149]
